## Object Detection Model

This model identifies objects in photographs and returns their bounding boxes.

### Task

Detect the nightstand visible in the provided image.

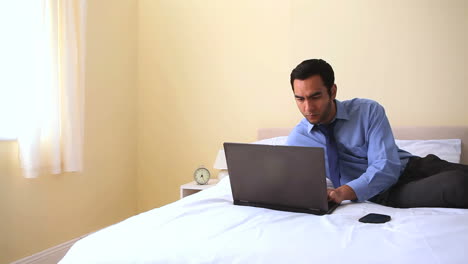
[180,179,219,199]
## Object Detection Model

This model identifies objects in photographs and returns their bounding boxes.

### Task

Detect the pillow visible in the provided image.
[252,136,288,145]
[395,139,462,163]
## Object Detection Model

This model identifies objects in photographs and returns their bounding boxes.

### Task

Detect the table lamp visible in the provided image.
[213,149,228,179]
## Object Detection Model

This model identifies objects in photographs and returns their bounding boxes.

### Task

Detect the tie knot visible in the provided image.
[317,122,335,135]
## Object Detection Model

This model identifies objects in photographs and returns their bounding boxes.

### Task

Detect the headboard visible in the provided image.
[257,126,468,165]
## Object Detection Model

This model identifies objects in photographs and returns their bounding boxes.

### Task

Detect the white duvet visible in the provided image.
[60,177,468,264]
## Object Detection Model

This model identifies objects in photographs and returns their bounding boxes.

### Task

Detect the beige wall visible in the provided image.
[0,1,137,263]
[137,0,294,211]
[137,0,468,211]
[291,0,468,125]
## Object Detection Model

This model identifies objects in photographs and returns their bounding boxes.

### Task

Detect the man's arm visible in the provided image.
[339,102,402,202]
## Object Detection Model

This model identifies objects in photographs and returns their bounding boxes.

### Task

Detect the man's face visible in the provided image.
[293,75,337,125]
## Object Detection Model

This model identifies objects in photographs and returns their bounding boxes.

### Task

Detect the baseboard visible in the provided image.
[10,232,90,264]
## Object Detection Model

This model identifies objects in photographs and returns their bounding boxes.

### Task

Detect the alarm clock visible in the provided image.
[194,166,211,185]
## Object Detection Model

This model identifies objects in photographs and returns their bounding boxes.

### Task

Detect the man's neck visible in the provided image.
[321,99,337,125]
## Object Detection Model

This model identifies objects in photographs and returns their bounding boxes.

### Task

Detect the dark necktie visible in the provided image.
[317,122,341,188]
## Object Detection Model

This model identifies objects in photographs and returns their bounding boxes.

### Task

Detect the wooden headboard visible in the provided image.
[257,126,468,165]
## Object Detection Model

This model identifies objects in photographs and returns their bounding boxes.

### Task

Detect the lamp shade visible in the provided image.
[213,149,227,170]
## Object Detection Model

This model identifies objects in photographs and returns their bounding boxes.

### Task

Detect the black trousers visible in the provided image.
[370,154,468,208]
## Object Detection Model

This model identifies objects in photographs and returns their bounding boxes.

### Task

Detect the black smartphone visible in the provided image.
[358,213,391,224]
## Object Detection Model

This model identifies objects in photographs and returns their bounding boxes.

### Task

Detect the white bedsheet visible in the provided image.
[60,177,468,264]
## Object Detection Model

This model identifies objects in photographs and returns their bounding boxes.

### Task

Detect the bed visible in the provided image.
[59,126,468,264]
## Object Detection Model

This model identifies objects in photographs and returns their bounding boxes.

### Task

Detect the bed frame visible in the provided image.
[258,126,468,165]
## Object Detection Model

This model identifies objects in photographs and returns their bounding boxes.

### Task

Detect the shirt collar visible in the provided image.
[306,99,350,132]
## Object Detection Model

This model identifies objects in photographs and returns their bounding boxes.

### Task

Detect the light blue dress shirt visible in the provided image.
[287,98,413,202]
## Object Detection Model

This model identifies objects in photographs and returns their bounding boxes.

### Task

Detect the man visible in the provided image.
[287,59,468,208]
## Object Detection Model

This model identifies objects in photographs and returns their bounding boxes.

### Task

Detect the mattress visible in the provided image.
[59,176,468,264]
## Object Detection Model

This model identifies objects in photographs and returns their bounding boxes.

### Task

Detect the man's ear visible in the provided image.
[331,84,337,100]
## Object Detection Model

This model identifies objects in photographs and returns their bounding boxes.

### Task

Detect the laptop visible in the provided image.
[223,142,340,215]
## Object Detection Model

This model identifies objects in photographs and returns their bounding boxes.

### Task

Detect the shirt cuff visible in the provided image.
[345,177,371,202]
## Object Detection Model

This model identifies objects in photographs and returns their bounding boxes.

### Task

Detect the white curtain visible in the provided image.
[17,0,87,178]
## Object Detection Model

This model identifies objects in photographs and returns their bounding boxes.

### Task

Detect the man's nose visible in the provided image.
[305,100,315,114]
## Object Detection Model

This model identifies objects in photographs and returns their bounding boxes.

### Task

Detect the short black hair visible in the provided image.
[290,59,335,95]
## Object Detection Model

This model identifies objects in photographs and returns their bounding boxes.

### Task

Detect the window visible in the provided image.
[0,1,43,140]
[0,0,86,178]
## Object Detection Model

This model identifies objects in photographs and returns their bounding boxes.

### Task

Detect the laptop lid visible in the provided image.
[223,142,338,215]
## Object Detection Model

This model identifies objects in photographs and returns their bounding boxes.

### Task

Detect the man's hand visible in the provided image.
[327,185,357,204]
